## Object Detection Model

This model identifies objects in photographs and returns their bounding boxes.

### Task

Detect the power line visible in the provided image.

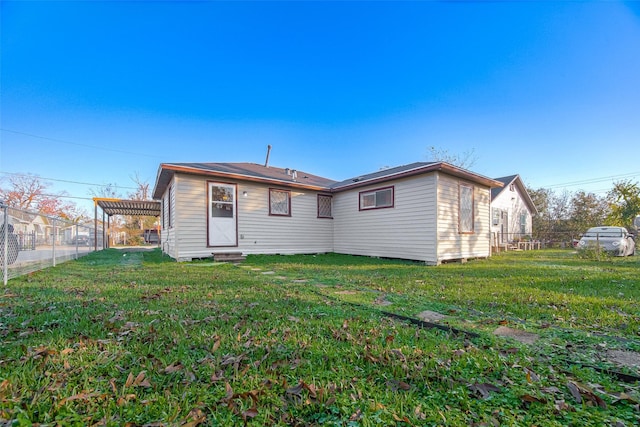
[0,171,138,190]
[40,193,94,201]
[544,172,640,189]
[0,128,164,159]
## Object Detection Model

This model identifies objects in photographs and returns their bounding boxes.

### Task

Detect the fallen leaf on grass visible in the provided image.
[108,311,126,324]
[349,408,362,421]
[524,367,540,383]
[164,362,184,374]
[181,408,206,427]
[566,381,606,408]
[392,413,413,424]
[386,379,411,392]
[242,406,258,422]
[24,346,57,363]
[520,394,547,404]
[211,336,221,353]
[469,383,501,399]
[608,391,638,404]
[117,394,136,406]
[125,371,152,388]
[58,390,102,407]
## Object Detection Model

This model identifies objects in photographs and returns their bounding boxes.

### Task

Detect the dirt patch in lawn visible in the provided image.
[605,349,640,369]
[335,290,358,295]
[416,310,450,322]
[493,326,540,345]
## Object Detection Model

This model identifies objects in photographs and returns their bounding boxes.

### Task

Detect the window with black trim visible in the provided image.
[459,183,474,233]
[269,189,291,216]
[317,194,332,218]
[359,186,394,210]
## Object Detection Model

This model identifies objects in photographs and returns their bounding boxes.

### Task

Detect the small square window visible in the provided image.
[269,189,291,216]
[318,194,333,218]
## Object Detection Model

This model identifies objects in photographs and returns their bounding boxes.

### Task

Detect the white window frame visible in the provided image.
[359,186,394,211]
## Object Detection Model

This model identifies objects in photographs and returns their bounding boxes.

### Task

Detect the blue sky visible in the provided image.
[2,1,640,214]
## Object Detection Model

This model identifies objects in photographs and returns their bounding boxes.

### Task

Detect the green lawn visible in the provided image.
[1,249,638,426]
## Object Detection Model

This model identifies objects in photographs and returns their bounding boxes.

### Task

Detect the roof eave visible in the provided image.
[332,162,503,192]
[152,164,331,199]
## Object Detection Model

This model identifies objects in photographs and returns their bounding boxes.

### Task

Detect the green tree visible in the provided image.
[528,187,574,243]
[568,191,609,235]
[606,180,640,229]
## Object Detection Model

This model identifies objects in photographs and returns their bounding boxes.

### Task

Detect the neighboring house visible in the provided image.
[152,161,504,265]
[490,174,538,247]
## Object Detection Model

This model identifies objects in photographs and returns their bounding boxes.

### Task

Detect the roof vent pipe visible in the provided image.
[292,170,297,181]
[264,144,272,167]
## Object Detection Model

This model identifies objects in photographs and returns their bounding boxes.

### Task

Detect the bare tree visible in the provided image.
[89,183,123,199]
[0,173,50,210]
[126,173,156,238]
[426,146,478,170]
[0,173,84,219]
[128,172,150,201]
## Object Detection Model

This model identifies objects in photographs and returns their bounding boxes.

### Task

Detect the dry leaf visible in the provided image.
[242,406,258,421]
[164,362,184,374]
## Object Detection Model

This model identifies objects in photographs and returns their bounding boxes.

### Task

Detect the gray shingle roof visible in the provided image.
[153,161,504,200]
[491,175,519,200]
[330,162,436,189]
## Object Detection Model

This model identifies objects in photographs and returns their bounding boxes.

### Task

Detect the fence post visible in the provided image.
[75,223,79,260]
[2,203,7,286]
[52,218,57,267]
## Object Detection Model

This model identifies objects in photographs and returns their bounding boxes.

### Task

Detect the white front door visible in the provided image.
[208,182,237,246]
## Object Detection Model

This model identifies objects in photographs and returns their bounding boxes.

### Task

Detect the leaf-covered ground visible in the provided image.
[0,249,638,426]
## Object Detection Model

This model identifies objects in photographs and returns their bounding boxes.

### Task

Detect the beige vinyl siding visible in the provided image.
[160,178,177,259]
[237,182,333,255]
[173,174,208,260]
[436,173,492,262]
[333,175,438,263]
[171,174,333,260]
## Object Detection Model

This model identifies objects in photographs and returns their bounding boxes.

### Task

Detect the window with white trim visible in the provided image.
[520,212,527,234]
[459,184,474,233]
[317,194,332,218]
[269,189,291,216]
[359,186,394,210]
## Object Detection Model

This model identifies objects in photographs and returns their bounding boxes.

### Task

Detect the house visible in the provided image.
[490,174,538,248]
[152,161,504,265]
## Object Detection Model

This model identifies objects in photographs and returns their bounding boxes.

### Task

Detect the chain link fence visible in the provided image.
[1,204,104,284]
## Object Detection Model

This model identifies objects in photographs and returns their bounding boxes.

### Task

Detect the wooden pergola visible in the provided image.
[93,198,161,250]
